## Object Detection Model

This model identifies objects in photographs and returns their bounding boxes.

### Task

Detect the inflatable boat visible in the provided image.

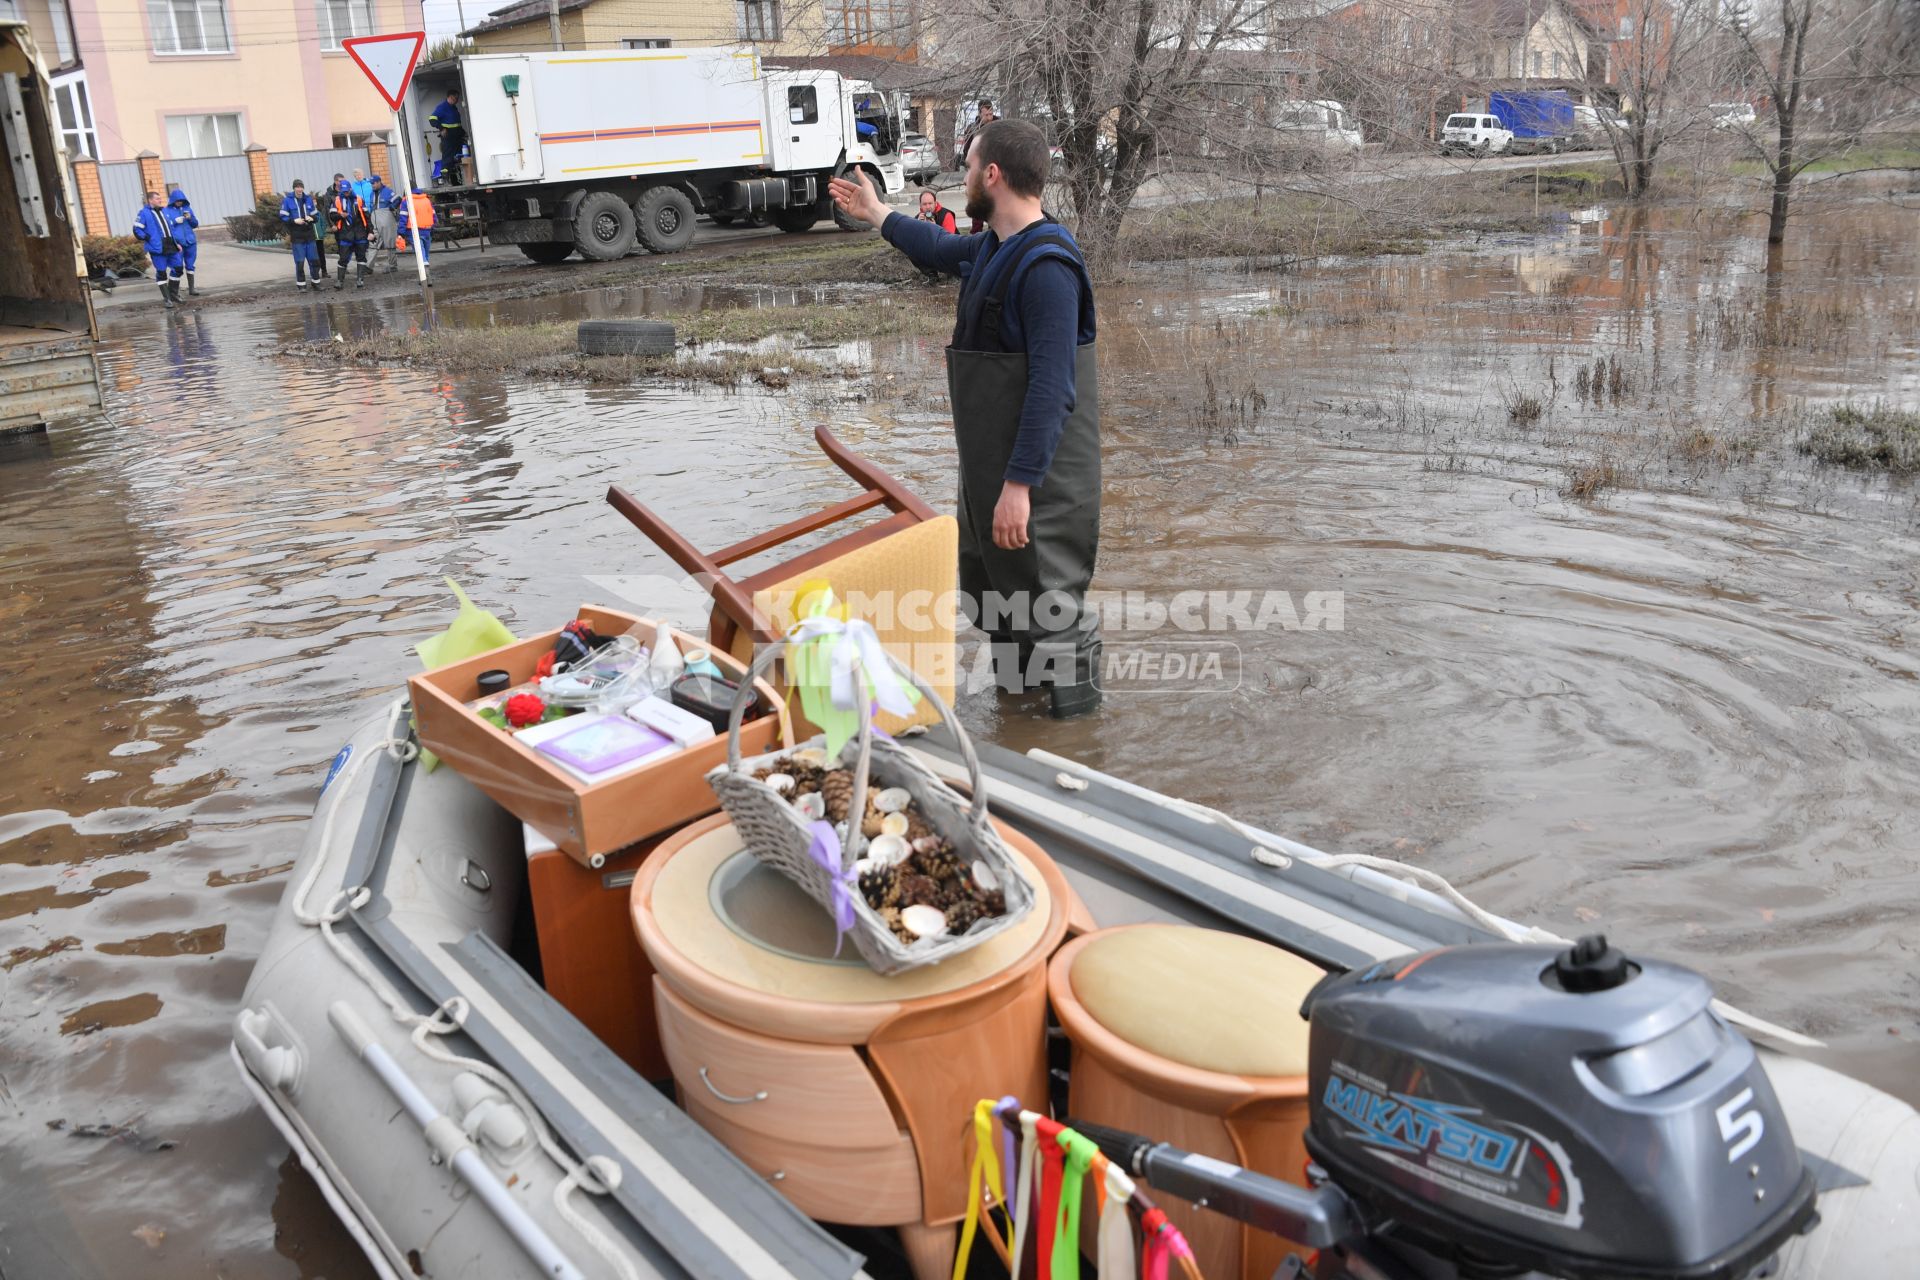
[234,434,1917,1280]
[234,701,1919,1280]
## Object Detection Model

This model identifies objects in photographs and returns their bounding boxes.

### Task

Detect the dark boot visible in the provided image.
[185,272,199,296]
[333,263,347,291]
[166,279,182,305]
[1046,640,1104,719]
[355,263,368,288]
[158,281,175,310]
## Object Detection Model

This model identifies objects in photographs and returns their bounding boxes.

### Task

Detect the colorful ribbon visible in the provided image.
[953,1100,1009,1280]
[803,819,857,953]
[785,581,919,756]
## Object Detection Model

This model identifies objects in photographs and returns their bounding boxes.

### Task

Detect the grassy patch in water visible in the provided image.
[1800,402,1920,472]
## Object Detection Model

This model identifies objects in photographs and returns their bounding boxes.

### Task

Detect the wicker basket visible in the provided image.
[707,638,1035,975]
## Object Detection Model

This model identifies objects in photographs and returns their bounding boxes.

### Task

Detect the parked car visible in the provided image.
[900,131,940,183]
[1272,99,1364,166]
[1711,102,1758,130]
[1439,113,1514,156]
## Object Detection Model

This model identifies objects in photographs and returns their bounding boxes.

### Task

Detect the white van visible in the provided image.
[1440,113,1514,156]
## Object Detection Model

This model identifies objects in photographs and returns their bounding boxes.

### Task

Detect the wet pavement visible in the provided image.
[2,199,1916,1277]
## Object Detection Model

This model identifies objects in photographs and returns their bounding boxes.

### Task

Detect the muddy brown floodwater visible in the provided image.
[3,200,1916,1277]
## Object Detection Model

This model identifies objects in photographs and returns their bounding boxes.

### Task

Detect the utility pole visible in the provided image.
[548,0,562,50]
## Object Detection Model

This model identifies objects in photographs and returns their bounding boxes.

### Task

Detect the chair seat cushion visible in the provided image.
[1069,926,1323,1078]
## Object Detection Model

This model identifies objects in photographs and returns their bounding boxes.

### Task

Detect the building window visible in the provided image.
[737,0,780,40]
[148,0,232,54]
[48,0,76,64]
[826,0,912,49]
[1618,15,1634,37]
[1532,49,1543,75]
[166,112,245,157]
[1551,51,1560,75]
[52,71,97,158]
[317,0,374,51]
[622,36,670,48]
[331,130,381,147]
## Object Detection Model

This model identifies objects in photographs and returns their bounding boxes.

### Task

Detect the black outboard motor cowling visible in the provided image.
[1300,937,1816,1280]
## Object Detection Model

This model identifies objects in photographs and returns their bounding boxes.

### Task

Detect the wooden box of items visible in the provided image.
[409,606,789,866]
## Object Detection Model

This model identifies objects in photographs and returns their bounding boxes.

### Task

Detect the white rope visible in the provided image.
[289,705,639,1280]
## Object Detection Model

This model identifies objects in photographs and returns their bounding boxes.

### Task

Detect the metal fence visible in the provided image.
[95,160,144,235]
[162,154,257,224]
[269,147,370,195]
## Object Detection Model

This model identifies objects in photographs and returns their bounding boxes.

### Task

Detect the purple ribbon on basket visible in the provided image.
[806,819,859,955]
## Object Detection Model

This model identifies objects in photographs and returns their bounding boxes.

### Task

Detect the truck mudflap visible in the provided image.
[481,218,572,246]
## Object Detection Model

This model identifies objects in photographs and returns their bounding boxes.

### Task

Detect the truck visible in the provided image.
[401,47,907,264]
[1488,90,1576,155]
[0,20,102,434]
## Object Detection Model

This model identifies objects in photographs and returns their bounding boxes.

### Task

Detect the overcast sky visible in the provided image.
[421,0,480,41]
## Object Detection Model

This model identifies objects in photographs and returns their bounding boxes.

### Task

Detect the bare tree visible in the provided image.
[1585,0,1724,197]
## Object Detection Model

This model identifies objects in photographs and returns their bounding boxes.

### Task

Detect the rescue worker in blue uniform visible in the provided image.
[429,90,465,185]
[166,188,202,296]
[280,179,323,289]
[327,176,373,290]
[132,190,184,310]
[395,185,434,285]
[830,119,1104,717]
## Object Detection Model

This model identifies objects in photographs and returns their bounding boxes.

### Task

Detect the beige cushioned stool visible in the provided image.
[1049,924,1325,1280]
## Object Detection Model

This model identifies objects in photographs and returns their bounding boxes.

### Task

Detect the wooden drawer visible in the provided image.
[684,1095,922,1227]
[655,979,900,1148]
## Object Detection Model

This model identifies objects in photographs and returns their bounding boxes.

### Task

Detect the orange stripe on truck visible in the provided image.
[539,120,763,145]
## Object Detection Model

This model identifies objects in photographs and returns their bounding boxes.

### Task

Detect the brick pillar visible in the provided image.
[366,137,392,186]
[135,150,164,201]
[70,156,108,237]
[245,142,273,197]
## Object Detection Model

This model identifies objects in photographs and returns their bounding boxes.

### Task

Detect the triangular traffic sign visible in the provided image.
[342,32,426,112]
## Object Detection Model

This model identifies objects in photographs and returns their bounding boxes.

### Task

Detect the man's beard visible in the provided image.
[964,183,994,224]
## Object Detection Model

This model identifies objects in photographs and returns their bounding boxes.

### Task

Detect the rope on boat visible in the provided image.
[290,701,641,1280]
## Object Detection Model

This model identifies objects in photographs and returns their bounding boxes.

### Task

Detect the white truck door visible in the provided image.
[766,74,845,174]
[463,57,543,183]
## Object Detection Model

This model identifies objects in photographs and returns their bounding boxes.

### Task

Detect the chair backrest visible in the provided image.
[608,425,953,731]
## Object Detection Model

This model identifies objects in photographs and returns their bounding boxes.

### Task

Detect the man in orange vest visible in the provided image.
[396,186,436,284]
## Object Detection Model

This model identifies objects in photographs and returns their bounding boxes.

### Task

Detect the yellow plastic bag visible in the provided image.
[413,578,516,770]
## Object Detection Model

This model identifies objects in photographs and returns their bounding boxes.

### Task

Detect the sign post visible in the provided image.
[342,32,430,288]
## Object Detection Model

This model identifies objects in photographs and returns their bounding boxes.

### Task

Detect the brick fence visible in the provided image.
[69,136,393,238]
[69,158,108,240]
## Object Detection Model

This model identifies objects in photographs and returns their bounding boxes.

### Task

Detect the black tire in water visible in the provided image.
[574,190,637,260]
[518,242,574,265]
[635,186,697,254]
[578,319,676,357]
[775,205,820,234]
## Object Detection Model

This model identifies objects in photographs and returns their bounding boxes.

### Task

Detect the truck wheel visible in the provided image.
[774,206,820,234]
[635,186,697,254]
[578,320,676,357]
[518,242,574,265]
[833,169,883,231]
[574,191,637,260]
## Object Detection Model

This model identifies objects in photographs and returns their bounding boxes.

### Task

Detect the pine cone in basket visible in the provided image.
[916,843,964,885]
[946,897,987,934]
[905,811,935,844]
[858,862,902,910]
[879,905,911,943]
[820,770,855,822]
[896,873,942,909]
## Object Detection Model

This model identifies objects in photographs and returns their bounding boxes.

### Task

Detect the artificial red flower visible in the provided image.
[504,693,546,728]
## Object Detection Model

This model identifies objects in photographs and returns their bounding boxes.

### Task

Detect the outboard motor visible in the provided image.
[1300,935,1817,1279]
[1079,936,1818,1280]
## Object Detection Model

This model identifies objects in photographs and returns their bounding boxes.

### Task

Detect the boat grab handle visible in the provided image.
[698,1066,767,1105]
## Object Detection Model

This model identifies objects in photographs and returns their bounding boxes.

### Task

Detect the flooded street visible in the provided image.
[4,200,1917,1277]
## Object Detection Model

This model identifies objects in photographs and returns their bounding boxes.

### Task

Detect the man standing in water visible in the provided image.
[830,119,1103,717]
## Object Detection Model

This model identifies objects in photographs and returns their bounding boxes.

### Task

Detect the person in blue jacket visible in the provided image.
[132,190,184,310]
[166,188,202,296]
[830,119,1104,717]
[394,186,433,284]
[279,179,323,290]
[327,176,373,289]
[429,90,465,185]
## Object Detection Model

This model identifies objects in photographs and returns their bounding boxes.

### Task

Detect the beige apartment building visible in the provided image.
[462,0,915,73]
[3,0,426,162]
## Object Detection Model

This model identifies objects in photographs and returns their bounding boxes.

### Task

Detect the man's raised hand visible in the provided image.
[828,168,889,226]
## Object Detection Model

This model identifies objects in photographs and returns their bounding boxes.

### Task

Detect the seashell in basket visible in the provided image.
[792,747,827,767]
[867,833,910,866]
[872,787,912,813]
[900,904,948,939]
[765,772,795,794]
[970,860,1000,893]
[793,791,826,820]
[880,812,910,838]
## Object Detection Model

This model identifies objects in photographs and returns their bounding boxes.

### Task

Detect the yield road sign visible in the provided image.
[342,32,426,112]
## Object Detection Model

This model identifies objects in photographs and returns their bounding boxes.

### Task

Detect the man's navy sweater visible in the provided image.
[880,211,1096,488]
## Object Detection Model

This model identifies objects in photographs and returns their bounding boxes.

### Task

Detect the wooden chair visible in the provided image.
[608,425,939,656]
[608,425,957,732]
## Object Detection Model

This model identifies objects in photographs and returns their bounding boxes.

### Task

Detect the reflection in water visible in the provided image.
[1,199,1915,1277]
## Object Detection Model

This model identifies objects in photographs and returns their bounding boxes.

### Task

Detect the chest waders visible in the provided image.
[944,229,1103,716]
